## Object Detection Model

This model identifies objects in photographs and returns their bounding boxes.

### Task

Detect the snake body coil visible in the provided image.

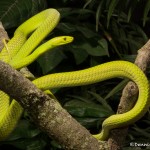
[0,8,150,141]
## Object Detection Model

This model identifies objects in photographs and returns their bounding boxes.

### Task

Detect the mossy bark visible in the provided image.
[0,22,108,150]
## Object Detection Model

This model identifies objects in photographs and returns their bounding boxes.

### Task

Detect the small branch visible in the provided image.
[0,22,9,51]
[108,40,150,150]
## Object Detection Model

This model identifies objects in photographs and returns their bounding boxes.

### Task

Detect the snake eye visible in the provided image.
[63,37,67,41]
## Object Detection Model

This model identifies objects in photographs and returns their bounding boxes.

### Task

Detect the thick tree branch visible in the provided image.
[0,60,108,150]
[108,40,150,150]
[0,22,108,150]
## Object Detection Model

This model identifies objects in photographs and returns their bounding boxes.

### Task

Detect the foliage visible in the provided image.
[0,0,47,29]
[0,0,150,149]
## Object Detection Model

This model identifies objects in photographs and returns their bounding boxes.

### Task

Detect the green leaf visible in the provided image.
[74,38,109,57]
[126,0,138,22]
[98,38,109,56]
[50,140,62,149]
[37,47,66,74]
[127,8,132,22]
[76,26,98,38]
[7,120,40,141]
[107,0,119,27]
[79,43,104,56]
[58,23,97,39]
[118,28,128,50]
[83,0,93,9]
[64,100,113,118]
[121,54,136,62]
[57,23,76,33]
[88,91,113,112]
[104,79,128,100]
[75,117,101,128]
[96,0,104,31]
[143,0,150,26]
[134,24,148,42]
[132,125,150,138]
[0,0,47,29]
[121,38,143,52]
[70,47,88,64]
[58,8,94,18]
[8,138,46,150]
[5,120,45,149]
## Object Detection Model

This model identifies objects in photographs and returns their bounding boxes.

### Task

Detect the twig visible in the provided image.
[0,22,9,51]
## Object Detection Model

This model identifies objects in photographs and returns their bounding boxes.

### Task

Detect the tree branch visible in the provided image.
[0,59,109,150]
[108,40,150,150]
[0,22,108,150]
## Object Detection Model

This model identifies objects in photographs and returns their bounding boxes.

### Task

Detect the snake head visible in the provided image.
[51,36,74,46]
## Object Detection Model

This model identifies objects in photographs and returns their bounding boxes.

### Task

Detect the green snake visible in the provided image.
[0,8,150,141]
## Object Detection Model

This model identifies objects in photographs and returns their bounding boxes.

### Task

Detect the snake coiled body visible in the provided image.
[0,8,150,141]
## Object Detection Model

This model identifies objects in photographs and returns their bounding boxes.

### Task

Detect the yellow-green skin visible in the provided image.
[0,8,150,141]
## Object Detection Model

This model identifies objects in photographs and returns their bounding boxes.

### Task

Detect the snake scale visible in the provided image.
[0,8,150,141]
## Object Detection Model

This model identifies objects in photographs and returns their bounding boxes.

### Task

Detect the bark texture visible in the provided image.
[0,60,109,150]
[0,22,108,150]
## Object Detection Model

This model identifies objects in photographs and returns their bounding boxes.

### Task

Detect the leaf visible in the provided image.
[70,47,88,65]
[121,54,136,62]
[118,28,128,50]
[88,91,113,112]
[64,100,113,118]
[132,125,150,138]
[122,38,143,52]
[107,0,119,27]
[81,43,105,56]
[98,38,109,55]
[134,24,148,42]
[58,8,94,18]
[37,47,66,74]
[126,0,139,22]
[75,117,101,129]
[74,38,109,57]
[96,0,104,31]
[104,79,128,100]
[127,8,133,22]
[0,0,47,29]
[83,0,93,9]
[8,138,46,150]
[7,120,40,141]
[143,0,150,26]
[58,23,97,38]
[57,23,76,33]
[76,26,98,38]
